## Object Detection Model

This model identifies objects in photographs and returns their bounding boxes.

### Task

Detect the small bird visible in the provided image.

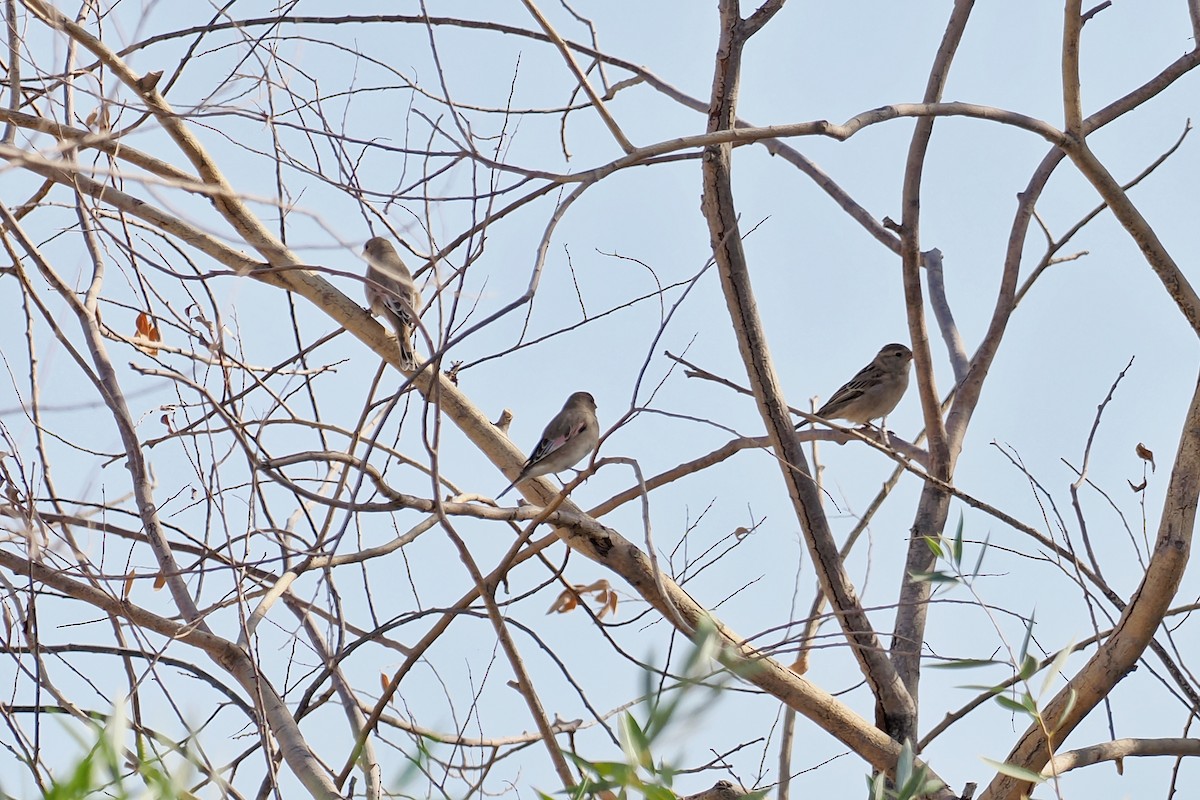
[797,343,912,428]
[498,391,599,499]
[363,236,422,370]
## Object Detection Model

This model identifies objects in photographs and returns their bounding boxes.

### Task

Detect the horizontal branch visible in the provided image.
[1045,737,1200,776]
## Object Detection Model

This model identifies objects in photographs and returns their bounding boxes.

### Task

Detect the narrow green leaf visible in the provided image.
[909,570,959,584]
[895,739,914,789]
[565,751,600,777]
[897,766,927,798]
[620,713,653,771]
[918,778,947,795]
[953,512,964,565]
[970,534,990,577]
[1018,654,1039,681]
[929,658,1000,670]
[960,683,1007,694]
[994,694,1032,714]
[1017,610,1035,664]
[981,756,1047,784]
[1050,688,1079,734]
[924,535,944,558]
[1039,640,1075,701]
[593,760,635,783]
[643,785,676,800]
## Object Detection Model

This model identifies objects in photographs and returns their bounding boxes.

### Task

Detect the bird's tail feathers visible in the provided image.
[496,475,521,499]
[398,333,418,371]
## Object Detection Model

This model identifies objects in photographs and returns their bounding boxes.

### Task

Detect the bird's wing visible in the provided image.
[528,418,588,463]
[380,292,417,326]
[818,365,878,413]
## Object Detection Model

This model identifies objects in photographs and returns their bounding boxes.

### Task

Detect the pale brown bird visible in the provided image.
[798,343,912,428]
[498,392,599,499]
[363,237,421,370]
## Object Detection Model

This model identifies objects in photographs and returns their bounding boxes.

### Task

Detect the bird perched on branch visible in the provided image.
[797,343,912,429]
[363,236,421,370]
[498,391,599,499]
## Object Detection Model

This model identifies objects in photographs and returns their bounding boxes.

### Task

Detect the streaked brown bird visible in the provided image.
[798,343,912,428]
[363,237,421,370]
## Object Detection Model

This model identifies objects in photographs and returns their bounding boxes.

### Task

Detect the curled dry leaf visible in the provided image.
[547,579,618,619]
[135,312,162,357]
[1128,479,1147,493]
[123,573,135,598]
[547,590,579,615]
[1135,442,1155,472]
[153,571,166,591]
[84,105,110,131]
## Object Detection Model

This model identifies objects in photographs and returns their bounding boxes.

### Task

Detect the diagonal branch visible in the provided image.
[979,368,1200,800]
[520,0,635,153]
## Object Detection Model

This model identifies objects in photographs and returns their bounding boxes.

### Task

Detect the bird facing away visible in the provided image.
[798,343,913,427]
[363,236,422,370]
[498,391,599,499]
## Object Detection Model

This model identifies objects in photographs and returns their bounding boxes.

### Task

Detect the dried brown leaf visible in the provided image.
[1136,442,1155,472]
[135,312,162,357]
[547,589,580,615]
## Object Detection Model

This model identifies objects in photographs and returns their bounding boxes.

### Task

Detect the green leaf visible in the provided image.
[970,534,990,577]
[643,785,677,800]
[981,756,1047,784]
[566,751,601,778]
[897,769,926,798]
[620,713,653,771]
[593,760,635,783]
[688,617,721,673]
[960,683,1006,694]
[924,535,944,558]
[909,570,959,584]
[1039,640,1075,701]
[894,739,914,789]
[917,777,947,796]
[929,658,1000,670]
[1050,688,1079,734]
[1018,654,1039,682]
[952,513,964,565]
[994,694,1033,714]
[1017,611,1035,665]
